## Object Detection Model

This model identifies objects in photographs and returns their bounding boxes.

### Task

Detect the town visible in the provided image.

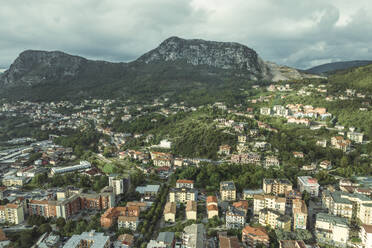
[0,80,371,248]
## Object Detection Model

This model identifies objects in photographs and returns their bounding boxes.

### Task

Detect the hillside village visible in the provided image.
[0,80,371,248]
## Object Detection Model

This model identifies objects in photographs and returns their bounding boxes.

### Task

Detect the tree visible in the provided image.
[38,223,52,234]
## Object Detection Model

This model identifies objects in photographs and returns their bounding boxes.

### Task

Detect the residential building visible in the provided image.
[2,175,27,187]
[117,216,139,231]
[109,174,130,196]
[347,131,364,143]
[279,240,307,248]
[232,201,249,216]
[169,188,197,203]
[226,206,246,229]
[359,203,372,225]
[253,194,286,215]
[319,160,331,170]
[63,230,110,248]
[315,213,349,247]
[135,185,160,197]
[206,196,218,219]
[182,224,206,248]
[260,107,272,116]
[218,145,231,155]
[0,203,24,224]
[147,232,175,248]
[238,135,247,144]
[220,181,236,201]
[259,208,291,231]
[100,206,140,228]
[297,176,320,197]
[331,136,351,152]
[115,234,134,248]
[186,201,197,221]
[292,199,307,230]
[176,179,194,189]
[243,189,264,199]
[218,232,242,248]
[263,179,293,195]
[50,160,91,175]
[360,224,372,248]
[264,156,280,168]
[242,226,269,248]
[164,202,176,223]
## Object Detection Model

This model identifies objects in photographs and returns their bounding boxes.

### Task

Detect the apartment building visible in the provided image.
[117,216,139,231]
[100,206,140,228]
[315,213,349,247]
[169,188,197,203]
[109,174,130,196]
[258,208,291,231]
[206,196,218,219]
[182,224,206,248]
[164,202,176,223]
[0,203,24,224]
[186,201,197,220]
[279,240,306,248]
[220,181,236,201]
[360,224,372,248]
[263,178,293,195]
[253,194,286,215]
[297,176,320,197]
[226,206,246,229]
[322,190,372,222]
[63,230,110,248]
[292,199,307,230]
[242,226,269,248]
[2,175,27,187]
[176,179,194,189]
[359,203,372,225]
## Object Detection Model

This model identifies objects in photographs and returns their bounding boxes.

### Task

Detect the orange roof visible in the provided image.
[206,196,218,203]
[177,179,194,184]
[233,201,249,210]
[207,205,218,211]
[242,226,269,238]
[5,204,19,209]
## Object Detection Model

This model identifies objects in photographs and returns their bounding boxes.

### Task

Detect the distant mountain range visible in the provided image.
[304,60,372,75]
[0,37,320,101]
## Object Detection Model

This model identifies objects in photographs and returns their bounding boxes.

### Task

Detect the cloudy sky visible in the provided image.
[1,0,372,69]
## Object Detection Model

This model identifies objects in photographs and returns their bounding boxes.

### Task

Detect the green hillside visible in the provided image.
[328,63,372,92]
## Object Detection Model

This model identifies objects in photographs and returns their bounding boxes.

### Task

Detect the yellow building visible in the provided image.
[262,178,292,195]
[164,202,176,223]
[292,199,307,230]
[359,204,372,225]
[186,201,197,220]
[220,181,236,201]
[2,176,27,187]
[0,203,24,224]
[259,209,291,231]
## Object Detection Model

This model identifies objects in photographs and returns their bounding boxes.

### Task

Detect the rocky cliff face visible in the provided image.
[137,36,270,80]
[0,36,320,94]
[0,50,88,87]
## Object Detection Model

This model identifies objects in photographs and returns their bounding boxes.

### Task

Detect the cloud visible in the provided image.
[0,0,372,69]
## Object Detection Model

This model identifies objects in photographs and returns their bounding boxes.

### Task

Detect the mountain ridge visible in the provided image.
[305,60,372,75]
[0,36,320,101]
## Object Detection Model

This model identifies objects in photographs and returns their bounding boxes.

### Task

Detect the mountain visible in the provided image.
[0,36,318,101]
[305,60,372,75]
[328,63,372,92]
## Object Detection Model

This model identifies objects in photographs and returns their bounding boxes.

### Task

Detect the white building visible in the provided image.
[63,230,110,248]
[360,224,372,248]
[297,176,320,197]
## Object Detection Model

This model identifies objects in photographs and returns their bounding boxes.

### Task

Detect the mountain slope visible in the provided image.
[305,60,372,75]
[0,36,319,102]
[328,63,372,92]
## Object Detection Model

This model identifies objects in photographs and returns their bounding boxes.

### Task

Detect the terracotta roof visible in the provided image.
[186,201,197,212]
[242,226,269,239]
[5,204,19,209]
[118,216,138,222]
[164,202,176,214]
[233,201,249,210]
[176,179,194,184]
[219,234,242,248]
[207,205,218,211]
[362,224,372,233]
[206,196,218,203]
